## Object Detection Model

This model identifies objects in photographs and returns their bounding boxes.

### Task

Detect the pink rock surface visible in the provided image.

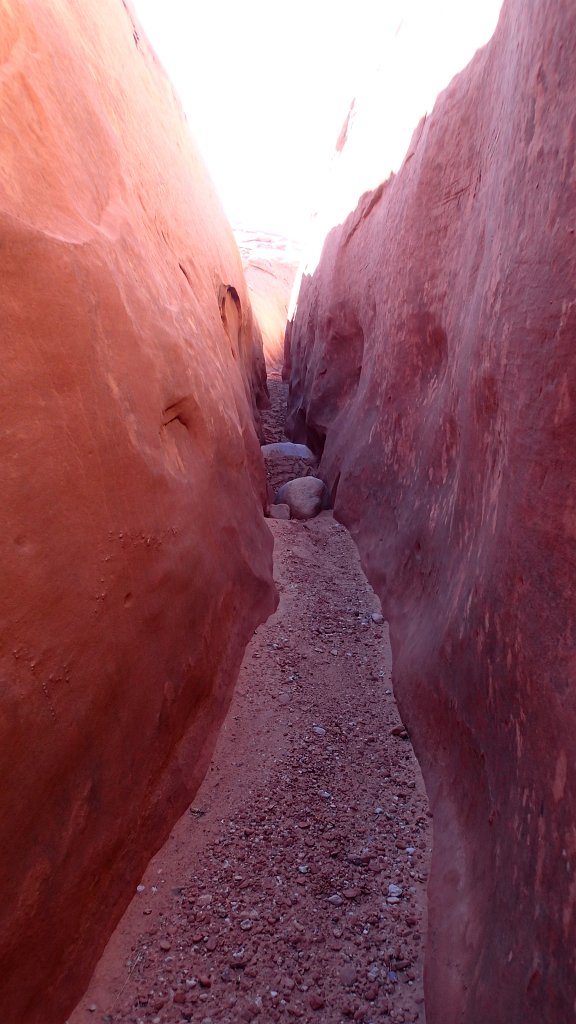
[236,230,300,371]
[286,1,576,1021]
[0,2,275,1022]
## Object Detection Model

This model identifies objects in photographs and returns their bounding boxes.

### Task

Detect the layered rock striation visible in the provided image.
[0,2,275,1021]
[286,1,576,1021]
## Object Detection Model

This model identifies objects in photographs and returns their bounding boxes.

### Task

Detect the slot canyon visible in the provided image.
[0,1,574,1024]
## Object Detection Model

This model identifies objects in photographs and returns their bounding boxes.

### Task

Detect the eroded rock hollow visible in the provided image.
[286,0,576,1020]
[0,2,275,1022]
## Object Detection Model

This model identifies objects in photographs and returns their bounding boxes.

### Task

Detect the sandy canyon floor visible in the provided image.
[70,379,431,1024]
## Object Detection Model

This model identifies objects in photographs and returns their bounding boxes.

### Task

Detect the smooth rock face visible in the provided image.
[274,478,330,521]
[0,3,275,1023]
[285,1,576,1021]
[236,230,300,371]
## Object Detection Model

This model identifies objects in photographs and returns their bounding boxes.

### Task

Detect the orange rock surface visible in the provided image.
[236,230,299,371]
[0,2,275,1022]
[286,1,576,1020]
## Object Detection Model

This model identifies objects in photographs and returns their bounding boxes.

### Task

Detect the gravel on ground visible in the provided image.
[69,377,431,1024]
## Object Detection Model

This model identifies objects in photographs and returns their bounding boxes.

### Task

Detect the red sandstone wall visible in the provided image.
[236,230,299,372]
[0,3,276,1022]
[286,1,576,1021]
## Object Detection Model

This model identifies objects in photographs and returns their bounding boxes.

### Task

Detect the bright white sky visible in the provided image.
[131,0,504,240]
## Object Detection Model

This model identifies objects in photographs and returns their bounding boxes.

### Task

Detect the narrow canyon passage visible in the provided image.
[3,4,575,1022]
[70,379,431,1024]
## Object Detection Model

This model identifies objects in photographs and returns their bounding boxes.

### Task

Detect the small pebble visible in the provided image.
[343,887,361,900]
[390,725,408,738]
[340,963,357,986]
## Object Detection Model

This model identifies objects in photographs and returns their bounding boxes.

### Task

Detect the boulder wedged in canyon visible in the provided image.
[274,477,330,521]
[0,2,275,1022]
[261,441,317,498]
[285,1,576,1021]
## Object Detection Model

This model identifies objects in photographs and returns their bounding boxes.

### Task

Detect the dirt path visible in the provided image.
[70,380,430,1024]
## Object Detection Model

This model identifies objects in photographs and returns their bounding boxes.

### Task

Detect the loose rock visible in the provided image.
[261,442,317,462]
[340,964,358,987]
[273,477,330,521]
[269,503,291,520]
